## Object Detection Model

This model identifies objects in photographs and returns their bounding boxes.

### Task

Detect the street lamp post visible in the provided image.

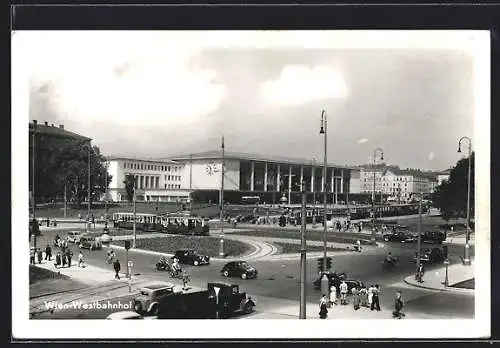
[219,136,225,258]
[416,193,423,277]
[31,122,37,249]
[105,158,109,220]
[133,179,137,248]
[458,136,472,266]
[319,110,328,273]
[371,148,384,243]
[299,180,307,319]
[443,258,450,287]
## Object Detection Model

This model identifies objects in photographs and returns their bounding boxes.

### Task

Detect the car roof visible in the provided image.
[106,311,142,319]
[142,282,175,290]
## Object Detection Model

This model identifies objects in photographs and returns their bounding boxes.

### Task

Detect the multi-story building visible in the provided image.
[381,168,432,200]
[436,169,451,186]
[107,150,362,204]
[107,157,188,203]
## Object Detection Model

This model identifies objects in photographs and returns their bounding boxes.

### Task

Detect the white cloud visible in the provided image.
[260,65,347,107]
[357,138,368,144]
[428,151,435,160]
[24,32,227,129]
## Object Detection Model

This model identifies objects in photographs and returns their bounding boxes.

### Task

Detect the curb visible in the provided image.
[402,276,475,295]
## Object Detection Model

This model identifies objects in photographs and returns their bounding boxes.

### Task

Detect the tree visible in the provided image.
[123,174,135,202]
[31,135,112,208]
[431,152,474,221]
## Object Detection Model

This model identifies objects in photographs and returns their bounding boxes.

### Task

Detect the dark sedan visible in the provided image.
[313,272,364,292]
[221,261,258,280]
[414,247,445,264]
[383,232,417,243]
[173,249,210,266]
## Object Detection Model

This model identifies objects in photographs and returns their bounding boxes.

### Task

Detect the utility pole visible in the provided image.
[105,158,108,219]
[458,136,472,265]
[319,110,328,273]
[219,136,225,258]
[416,194,422,275]
[299,180,307,319]
[371,148,384,243]
[31,122,37,249]
[133,178,137,248]
[64,182,67,218]
[87,142,91,232]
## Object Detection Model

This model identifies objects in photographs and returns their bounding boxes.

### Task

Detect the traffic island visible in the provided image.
[403,258,475,294]
[133,236,252,258]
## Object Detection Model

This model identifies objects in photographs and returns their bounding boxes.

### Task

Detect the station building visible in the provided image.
[107,150,362,204]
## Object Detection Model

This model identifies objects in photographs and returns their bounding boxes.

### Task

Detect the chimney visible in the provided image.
[44,121,48,126]
[33,120,37,125]
[59,124,64,129]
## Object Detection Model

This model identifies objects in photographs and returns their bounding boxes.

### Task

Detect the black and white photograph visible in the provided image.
[12,30,490,339]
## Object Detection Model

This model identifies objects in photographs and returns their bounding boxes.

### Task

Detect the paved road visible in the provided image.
[35,229,474,319]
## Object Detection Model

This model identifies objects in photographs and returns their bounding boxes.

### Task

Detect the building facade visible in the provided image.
[436,169,451,186]
[107,151,362,204]
[107,157,189,203]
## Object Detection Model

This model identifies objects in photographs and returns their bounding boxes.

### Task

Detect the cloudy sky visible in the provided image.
[19,31,484,171]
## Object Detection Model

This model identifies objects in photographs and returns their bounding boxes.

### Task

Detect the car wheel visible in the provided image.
[134,301,143,313]
[150,304,160,316]
[194,260,199,266]
[243,303,254,314]
[223,270,229,277]
[241,273,247,280]
[384,237,389,242]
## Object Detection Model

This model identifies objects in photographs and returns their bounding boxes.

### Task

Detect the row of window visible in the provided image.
[164,184,181,189]
[123,161,182,172]
[165,175,181,181]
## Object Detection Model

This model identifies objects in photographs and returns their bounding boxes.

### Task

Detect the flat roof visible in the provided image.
[107,156,178,164]
[161,150,358,170]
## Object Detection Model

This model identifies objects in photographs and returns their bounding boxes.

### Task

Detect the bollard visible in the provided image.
[219,236,225,258]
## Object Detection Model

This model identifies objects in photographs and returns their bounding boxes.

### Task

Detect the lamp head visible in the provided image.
[380,154,384,161]
[457,145,462,153]
[319,110,326,134]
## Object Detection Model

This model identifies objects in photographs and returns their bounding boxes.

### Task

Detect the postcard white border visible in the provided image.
[12,30,490,339]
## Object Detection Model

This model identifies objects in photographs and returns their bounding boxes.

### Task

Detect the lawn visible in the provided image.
[135,236,252,257]
[272,242,350,254]
[229,229,374,245]
[451,278,475,290]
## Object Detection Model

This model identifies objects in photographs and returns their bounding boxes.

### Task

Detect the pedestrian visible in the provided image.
[319,294,328,319]
[340,280,348,305]
[45,244,52,261]
[371,284,381,311]
[55,252,62,268]
[66,249,73,267]
[352,287,361,310]
[30,248,35,265]
[113,259,121,279]
[78,251,85,267]
[417,262,425,283]
[329,285,337,306]
[368,285,374,307]
[36,248,43,264]
[360,286,369,307]
[78,213,82,221]
[356,239,362,252]
[61,253,67,268]
[393,291,405,319]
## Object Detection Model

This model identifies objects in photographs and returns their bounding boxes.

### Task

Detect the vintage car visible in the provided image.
[78,233,102,250]
[67,231,83,243]
[313,271,364,292]
[173,249,210,266]
[421,230,447,244]
[221,261,258,280]
[133,282,179,316]
[382,231,417,243]
[414,247,446,264]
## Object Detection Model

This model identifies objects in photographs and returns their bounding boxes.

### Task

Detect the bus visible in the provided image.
[160,214,210,236]
[112,212,164,232]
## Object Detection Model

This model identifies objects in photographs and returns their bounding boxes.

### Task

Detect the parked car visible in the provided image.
[414,247,446,264]
[133,282,179,316]
[382,231,416,243]
[173,249,210,266]
[313,272,364,292]
[67,231,83,243]
[78,233,102,250]
[221,261,258,280]
[421,231,447,244]
[100,232,112,244]
[106,311,157,320]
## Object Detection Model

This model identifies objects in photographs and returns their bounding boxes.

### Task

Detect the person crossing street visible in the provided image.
[113,259,121,279]
[339,280,348,305]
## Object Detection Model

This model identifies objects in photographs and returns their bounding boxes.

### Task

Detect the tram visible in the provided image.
[112,212,164,232]
[160,214,210,236]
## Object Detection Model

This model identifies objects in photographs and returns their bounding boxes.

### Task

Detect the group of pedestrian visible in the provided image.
[29,248,44,265]
[54,247,73,268]
[319,283,404,319]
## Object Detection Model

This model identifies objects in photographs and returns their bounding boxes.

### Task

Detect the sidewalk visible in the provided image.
[403,258,475,295]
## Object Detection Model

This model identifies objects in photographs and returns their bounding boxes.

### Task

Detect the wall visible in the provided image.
[181,159,240,191]
[349,169,361,194]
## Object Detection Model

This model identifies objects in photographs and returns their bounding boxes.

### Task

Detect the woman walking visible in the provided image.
[371,285,381,311]
[360,286,369,308]
[368,285,374,307]
[352,287,361,310]
[319,294,329,319]
[329,285,337,306]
